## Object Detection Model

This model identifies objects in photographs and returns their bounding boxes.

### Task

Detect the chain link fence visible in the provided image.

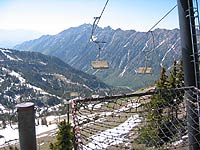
[72,86,200,150]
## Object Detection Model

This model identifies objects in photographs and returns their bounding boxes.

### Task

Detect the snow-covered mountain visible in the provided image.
[0,48,112,112]
[15,24,183,89]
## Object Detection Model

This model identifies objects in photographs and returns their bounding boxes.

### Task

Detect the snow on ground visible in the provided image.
[1,67,63,100]
[0,104,6,113]
[78,102,140,127]
[9,70,26,84]
[114,103,140,113]
[36,124,57,138]
[1,67,26,84]
[83,114,141,149]
[87,102,108,110]
[77,101,142,149]
[0,124,58,147]
[0,115,62,148]
[0,49,19,61]
[100,102,139,116]
[172,134,188,146]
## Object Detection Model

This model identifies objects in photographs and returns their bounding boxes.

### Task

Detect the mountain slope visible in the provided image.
[0,48,111,110]
[15,24,182,90]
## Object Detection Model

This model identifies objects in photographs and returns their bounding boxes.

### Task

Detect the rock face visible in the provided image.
[15,24,182,89]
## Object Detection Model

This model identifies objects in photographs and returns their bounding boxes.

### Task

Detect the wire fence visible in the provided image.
[72,86,200,150]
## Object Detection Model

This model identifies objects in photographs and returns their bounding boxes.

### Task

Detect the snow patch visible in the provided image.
[0,49,19,61]
[9,70,26,84]
[119,65,128,77]
[84,114,141,149]
[42,77,47,82]
[39,61,47,65]
[123,42,129,48]
[160,38,180,67]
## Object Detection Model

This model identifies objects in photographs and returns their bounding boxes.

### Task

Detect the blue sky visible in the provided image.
[0,0,179,34]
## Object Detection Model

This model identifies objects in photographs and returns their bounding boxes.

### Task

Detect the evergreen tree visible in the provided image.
[2,120,6,129]
[176,60,184,88]
[168,61,177,89]
[166,60,185,119]
[50,120,73,150]
[138,60,185,147]
[168,60,184,89]
[157,67,168,89]
[139,67,168,147]
[167,61,178,119]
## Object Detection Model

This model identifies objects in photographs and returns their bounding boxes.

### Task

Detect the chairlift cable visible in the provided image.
[90,0,110,69]
[124,4,178,73]
[90,0,110,40]
[143,31,155,68]
[133,4,177,51]
[130,7,177,65]
[72,3,176,71]
[72,0,110,68]
[148,5,177,32]
[150,31,155,53]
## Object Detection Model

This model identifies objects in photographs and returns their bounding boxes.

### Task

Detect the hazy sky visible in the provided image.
[0,0,179,35]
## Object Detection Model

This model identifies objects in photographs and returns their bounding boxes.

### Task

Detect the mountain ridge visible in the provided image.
[15,24,182,90]
[0,48,113,110]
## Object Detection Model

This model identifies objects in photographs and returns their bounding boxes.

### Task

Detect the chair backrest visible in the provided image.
[70,92,79,97]
[137,67,152,74]
[91,60,109,69]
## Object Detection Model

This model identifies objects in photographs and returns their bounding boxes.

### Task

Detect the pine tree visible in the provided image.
[49,120,73,150]
[176,60,184,88]
[168,61,177,89]
[157,67,168,89]
[156,67,170,107]
[139,67,168,147]
[167,61,178,119]
[168,60,184,89]
[2,120,6,129]
[164,60,184,119]
[138,61,184,146]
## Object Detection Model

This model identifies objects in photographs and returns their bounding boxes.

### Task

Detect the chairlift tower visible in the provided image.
[177,0,200,149]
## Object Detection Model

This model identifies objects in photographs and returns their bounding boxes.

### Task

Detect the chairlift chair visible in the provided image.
[137,67,152,74]
[91,60,109,69]
[70,92,79,97]
[91,41,109,69]
[137,31,156,74]
[137,55,152,74]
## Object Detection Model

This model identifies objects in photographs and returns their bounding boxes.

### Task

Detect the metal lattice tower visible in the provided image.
[187,0,200,88]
